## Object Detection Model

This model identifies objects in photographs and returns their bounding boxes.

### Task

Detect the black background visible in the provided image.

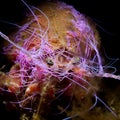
[0,0,120,119]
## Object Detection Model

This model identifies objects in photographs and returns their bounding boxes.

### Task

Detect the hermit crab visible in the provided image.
[0,0,120,120]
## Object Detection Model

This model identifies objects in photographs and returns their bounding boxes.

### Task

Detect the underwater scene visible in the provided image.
[0,0,120,120]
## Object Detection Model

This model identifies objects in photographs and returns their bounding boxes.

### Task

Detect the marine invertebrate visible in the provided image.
[0,0,120,120]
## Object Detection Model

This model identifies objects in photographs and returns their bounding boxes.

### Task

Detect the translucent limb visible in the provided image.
[21,0,42,34]
[97,72,120,80]
[87,93,118,118]
[88,36,103,74]
[95,94,118,118]
[55,83,73,100]
[31,6,50,38]
[62,114,78,120]
[54,94,73,115]
[0,31,30,56]
[65,76,88,91]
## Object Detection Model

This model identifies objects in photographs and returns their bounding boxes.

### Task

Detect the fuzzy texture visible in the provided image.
[0,1,120,120]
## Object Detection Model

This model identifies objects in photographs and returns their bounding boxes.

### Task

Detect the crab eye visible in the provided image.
[72,56,80,65]
[46,58,54,66]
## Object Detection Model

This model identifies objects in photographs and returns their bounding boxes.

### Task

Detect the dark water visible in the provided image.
[0,0,120,120]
